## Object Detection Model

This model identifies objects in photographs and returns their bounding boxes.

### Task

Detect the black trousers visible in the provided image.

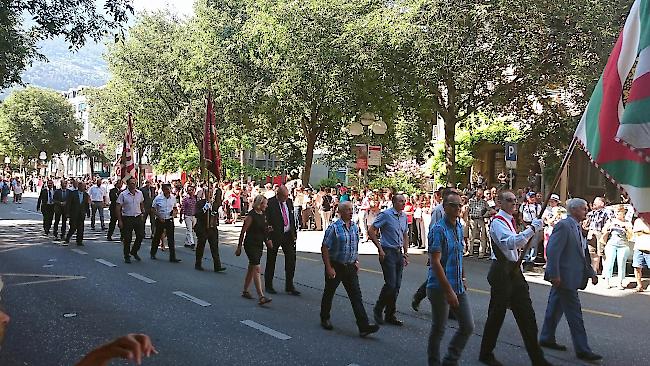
[151,219,176,260]
[66,214,85,244]
[264,232,296,290]
[320,261,370,329]
[414,279,427,304]
[107,204,119,239]
[53,207,67,238]
[41,204,54,234]
[122,215,144,259]
[143,209,156,237]
[196,227,222,269]
[480,260,546,365]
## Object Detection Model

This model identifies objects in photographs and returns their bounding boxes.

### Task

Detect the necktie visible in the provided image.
[281,202,289,227]
[48,190,52,204]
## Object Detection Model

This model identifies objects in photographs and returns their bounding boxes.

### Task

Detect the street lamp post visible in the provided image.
[39,151,47,177]
[348,113,387,186]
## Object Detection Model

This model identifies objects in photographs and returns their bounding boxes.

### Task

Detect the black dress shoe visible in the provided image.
[124,257,132,264]
[150,255,157,260]
[385,317,403,326]
[266,287,277,294]
[214,267,227,272]
[577,352,602,361]
[479,354,504,366]
[107,237,113,241]
[359,324,380,337]
[373,307,384,325]
[286,289,301,296]
[76,243,84,246]
[411,298,420,312]
[170,258,182,263]
[184,244,192,248]
[320,319,333,330]
[540,340,567,351]
[195,265,204,271]
[131,253,141,262]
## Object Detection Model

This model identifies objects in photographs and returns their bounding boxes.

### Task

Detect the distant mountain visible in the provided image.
[0,38,110,99]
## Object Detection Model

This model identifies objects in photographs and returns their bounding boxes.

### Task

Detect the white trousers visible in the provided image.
[184,215,196,245]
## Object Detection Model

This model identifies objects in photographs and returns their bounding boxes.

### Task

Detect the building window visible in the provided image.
[587,164,605,188]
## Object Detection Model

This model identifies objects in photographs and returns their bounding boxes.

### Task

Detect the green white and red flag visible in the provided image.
[575,0,650,222]
[203,93,222,181]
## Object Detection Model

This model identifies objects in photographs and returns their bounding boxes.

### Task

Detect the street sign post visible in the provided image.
[505,143,517,189]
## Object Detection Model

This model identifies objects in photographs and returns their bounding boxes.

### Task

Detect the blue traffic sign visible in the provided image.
[505,142,517,161]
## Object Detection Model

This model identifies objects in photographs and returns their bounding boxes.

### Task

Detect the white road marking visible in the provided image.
[240,320,292,340]
[48,259,57,262]
[71,249,88,255]
[128,273,156,284]
[42,264,53,268]
[173,291,211,307]
[95,259,117,267]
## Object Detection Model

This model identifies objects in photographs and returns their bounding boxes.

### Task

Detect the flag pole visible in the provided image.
[516,136,579,267]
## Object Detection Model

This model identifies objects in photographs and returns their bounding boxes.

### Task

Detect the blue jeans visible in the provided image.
[540,287,592,354]
[604,241,630,284]
[375,247,403,317]
[427,288,474,366]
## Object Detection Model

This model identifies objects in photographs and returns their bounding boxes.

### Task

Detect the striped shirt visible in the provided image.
[427,216,465,294]
[181,195,197,216]
[468,197,488,219]
[322,219,359,264]
[586,208,612,233]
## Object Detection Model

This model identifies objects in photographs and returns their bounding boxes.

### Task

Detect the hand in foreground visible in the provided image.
[378,249,385,262]
[76,333,157,366]
[591,275,598,285]
[235,246,242,256]
[326,266,336,279]
[265,240,273,250]
[445,290,459,308]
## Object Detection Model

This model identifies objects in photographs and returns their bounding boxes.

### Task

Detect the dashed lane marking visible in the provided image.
[241,320,292,340]
[583,308,623,319]
[128,272,156,284]
[15,208,41,215]
[95,259,117,267]
[173,291,211,307]
[71,249,88,255]
[359,267,382,274]
[0,273,85,286]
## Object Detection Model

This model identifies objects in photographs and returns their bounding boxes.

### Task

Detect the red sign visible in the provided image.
[355,144,368,170]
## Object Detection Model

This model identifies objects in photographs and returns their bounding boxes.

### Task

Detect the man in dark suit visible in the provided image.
[265,185,300,295]
[36,180,55,235]
[52,180,72,240]
[140,180,156,238]
[540,198,602,362]
[194,185,226,272]
[64,182,90,246]
[107,179,123,241]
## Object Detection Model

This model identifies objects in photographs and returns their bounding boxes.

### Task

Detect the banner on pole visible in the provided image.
[368,145,382,166]
[355,144,368,170]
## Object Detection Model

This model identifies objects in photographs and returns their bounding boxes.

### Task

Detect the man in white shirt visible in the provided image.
[116,178,145,263]
[150,184,180,262]
[479,190,549,366]
[89,178,106,230]
[520,192,543,269]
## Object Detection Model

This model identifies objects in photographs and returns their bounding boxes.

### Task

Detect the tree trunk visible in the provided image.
[444,116,457,186]
[301,131,317,185]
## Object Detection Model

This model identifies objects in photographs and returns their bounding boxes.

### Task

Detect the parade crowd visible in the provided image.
[1,173,649,366]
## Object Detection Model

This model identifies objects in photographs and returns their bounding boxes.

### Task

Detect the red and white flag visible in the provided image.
[120,112,137,182]
[203,93,222,181]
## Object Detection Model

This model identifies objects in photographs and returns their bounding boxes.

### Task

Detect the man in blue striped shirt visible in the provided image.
[320,201,380,337]
[427,191,474,365]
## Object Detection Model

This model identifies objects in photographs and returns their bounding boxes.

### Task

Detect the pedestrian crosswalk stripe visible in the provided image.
[95,259,117,267]
[241,320,291,340]
[71,249,88,255]
[128,272,156,284]
[173,291,211,307]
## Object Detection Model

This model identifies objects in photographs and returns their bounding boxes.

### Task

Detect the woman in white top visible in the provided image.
[632,217,650,292]
[602,205,633,289]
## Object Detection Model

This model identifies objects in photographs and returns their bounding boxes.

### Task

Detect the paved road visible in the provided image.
[0,194,647,365]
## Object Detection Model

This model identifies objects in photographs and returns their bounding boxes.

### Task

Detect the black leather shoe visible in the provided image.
[266,287,277,294]
[359,324,380,337]
[577,352,602,362]
[76,243,84,246]
[411,298,420,312]
[131,253,141,262]
[373,307,384,325]
[479,354,504,366]
[214,267,227,272]
[320,319,333,330]
[107,237,113,241]
[385,317,403,326]
[286,289,301,296]
[170,258,182,263]
[124,257,132,264]
[195,265,204,271]
[184,244,192,248]
[150,255,157,260]
[540,340,567,351]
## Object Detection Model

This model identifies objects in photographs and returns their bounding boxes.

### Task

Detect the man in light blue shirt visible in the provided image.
[369,194,409,326]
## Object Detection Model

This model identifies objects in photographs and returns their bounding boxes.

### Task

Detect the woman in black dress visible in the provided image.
[236,194,272,305]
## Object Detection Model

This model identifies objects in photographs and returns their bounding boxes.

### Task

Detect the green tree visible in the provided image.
[0,87,81,159]
[0,0,133,88]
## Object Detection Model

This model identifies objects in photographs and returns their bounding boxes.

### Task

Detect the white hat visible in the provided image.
[550,194,560,201]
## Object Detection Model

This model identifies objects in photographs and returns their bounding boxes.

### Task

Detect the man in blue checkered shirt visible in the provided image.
[320,201,380,337]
